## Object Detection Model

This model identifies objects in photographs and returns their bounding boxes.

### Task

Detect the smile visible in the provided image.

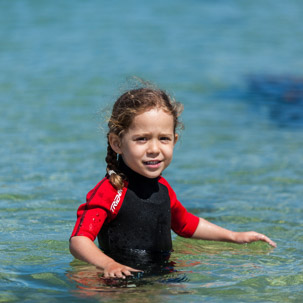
[143,160,162,165]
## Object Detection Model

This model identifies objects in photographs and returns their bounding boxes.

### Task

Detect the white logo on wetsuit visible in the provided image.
[110,189,122,213]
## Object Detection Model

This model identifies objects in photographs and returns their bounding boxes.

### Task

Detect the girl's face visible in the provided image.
[110,108,178,179]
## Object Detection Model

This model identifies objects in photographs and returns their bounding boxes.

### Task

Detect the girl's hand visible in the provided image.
[102,260,142,279]
[233,231,277,248]
[69,236,143,279]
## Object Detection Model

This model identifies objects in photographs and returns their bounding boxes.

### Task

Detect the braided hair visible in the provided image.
[106,87,183,190]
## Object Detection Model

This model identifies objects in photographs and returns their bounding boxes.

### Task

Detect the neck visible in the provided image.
[118,156,159,183]
[118,157,159,198]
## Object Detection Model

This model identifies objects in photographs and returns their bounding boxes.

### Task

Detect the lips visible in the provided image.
[143,160,162,165]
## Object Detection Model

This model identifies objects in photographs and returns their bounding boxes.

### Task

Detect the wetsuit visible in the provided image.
[71,159,199,269]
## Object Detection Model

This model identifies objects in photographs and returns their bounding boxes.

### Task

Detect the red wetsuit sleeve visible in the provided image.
[159,177,199,238]
[70,178,127,242]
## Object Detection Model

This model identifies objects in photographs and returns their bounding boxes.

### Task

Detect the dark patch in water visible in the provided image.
[247,74,303,103]
[246,74,303,127]
[217,74,303,127]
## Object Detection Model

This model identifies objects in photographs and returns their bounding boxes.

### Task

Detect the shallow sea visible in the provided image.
[1,1,303,302]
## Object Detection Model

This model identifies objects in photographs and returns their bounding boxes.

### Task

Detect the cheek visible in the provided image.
[123,143,142,157]
[165,144,175,154]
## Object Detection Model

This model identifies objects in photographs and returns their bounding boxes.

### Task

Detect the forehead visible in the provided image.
[129,108,174,132]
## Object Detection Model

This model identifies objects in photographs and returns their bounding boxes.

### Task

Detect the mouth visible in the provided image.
[143,160,162,166]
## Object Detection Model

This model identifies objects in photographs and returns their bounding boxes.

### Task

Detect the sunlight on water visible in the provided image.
[1,0,303,302]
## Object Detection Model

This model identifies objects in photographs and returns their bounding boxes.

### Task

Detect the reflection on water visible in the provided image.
[66,236,278,302]
[67,262,190,301]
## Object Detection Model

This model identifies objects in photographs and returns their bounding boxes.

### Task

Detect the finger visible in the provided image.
[121,267,143,277]
[121,269,133,277]
[114,271,125,279]
[258,234,277,248]
[126,266,143,273]
[103,271,110,278]
[265,238,277,248]
[109,272,117,278]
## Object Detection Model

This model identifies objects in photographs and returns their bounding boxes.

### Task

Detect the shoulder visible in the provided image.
[158,175,171,188]
[86,177,116,202]
[86,177,128,216]
[158,176,177,199]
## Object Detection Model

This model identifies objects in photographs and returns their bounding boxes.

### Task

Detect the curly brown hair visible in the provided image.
[106,87,183,190]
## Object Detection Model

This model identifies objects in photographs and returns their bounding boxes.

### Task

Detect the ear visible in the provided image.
[108,133,122,154]
[174,133,179,145]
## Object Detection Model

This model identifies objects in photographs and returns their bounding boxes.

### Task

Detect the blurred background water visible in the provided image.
[1,0,303,302]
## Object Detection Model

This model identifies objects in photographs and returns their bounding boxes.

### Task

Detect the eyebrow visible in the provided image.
[159,133,174,137]
[132,132,174,137]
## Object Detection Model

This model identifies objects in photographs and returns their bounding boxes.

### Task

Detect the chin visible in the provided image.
[145,170,163,179]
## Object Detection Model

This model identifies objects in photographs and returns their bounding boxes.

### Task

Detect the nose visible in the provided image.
[147,139,160,155]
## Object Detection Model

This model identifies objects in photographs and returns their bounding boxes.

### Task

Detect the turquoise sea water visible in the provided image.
[1,1,303,302]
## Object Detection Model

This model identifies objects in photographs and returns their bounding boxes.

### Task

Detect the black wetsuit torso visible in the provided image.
[98,159,172,268]
[71,157,199,273]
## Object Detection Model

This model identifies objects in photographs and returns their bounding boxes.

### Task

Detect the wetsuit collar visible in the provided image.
[118,156,159,187]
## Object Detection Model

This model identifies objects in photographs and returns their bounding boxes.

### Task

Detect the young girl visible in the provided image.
[70,86,276,279]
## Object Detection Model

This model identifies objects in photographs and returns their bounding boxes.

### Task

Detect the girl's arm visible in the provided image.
[191,218,277,247]
[69,236,142,278]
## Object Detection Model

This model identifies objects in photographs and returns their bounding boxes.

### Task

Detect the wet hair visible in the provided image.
[106,87,184,190]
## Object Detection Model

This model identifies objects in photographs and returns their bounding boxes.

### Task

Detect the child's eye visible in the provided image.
[160,136,171,141]
[135,137,147,142]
